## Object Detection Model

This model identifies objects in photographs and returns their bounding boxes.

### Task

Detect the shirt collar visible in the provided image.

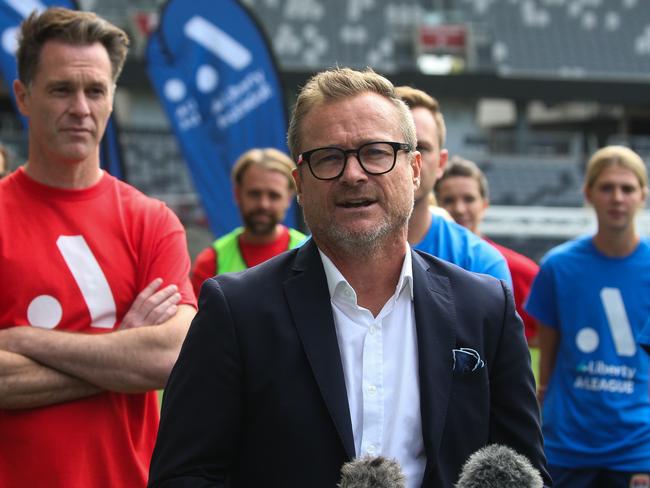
[318,246,414,304]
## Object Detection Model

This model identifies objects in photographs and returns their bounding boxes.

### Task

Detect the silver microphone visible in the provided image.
[338,456,406,488]
[455,444,543,488]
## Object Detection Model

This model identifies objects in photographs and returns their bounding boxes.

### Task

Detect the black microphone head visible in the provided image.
[455,444,543,488]
[338,456,406,488]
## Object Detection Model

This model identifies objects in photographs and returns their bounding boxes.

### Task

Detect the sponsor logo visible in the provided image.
[574,360,637,395]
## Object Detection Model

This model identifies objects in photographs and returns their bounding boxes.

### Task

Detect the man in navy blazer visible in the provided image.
[148,68,550,487]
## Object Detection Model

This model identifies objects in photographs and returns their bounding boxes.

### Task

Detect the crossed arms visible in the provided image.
[0,279,196,409]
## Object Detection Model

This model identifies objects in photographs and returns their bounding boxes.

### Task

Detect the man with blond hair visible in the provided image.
[191,147,305,295]
[149,67,548,488]
[0,8,196,487]
[394,86,511,284]
[527,146,650,487]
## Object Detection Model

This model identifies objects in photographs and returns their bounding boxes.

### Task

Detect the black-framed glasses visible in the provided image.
[297,141,412,180]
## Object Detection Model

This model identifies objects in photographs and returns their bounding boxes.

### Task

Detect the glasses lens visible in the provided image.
[309,148,345,179]
[359,142,396,174]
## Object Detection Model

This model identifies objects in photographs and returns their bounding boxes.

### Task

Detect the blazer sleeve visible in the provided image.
[489,280,552,487]
[148,278,241,487]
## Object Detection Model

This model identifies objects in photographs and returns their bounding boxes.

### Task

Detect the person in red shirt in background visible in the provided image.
[191,148,306,295]
[0,8,196,487]
[435,156,539,345]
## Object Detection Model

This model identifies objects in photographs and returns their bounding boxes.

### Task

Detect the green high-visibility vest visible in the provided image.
[213,226,306,274]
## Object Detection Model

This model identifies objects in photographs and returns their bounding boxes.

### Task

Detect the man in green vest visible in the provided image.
[191,148,306,295]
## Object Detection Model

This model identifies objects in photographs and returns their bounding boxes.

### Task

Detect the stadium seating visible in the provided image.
[476,156,584,207]
[455,0,650,81]
[120,129,201,220]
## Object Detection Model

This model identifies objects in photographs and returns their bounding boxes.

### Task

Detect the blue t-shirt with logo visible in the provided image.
[526,235,650,470]
[414,213,512,286]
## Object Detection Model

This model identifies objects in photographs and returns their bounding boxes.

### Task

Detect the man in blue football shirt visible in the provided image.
[396,86,511,284]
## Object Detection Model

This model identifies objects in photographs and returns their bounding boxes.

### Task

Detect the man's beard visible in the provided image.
[305,199,413,256]
[242,210,279,236]
[327,218,396,254]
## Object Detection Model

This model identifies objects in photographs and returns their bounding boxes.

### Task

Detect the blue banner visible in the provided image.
[0,0,125,178]
[146,0,292,237]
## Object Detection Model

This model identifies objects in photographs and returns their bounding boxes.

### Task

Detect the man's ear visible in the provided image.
[436,148,449,179]
[13,80,29,117]
[411,151,422,189]
[292,168,303,205]
[233,183,241,206]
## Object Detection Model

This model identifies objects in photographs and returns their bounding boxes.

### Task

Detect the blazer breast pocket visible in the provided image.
[442,365,491,450]
[448,365,490,437]
[451,363,489,391]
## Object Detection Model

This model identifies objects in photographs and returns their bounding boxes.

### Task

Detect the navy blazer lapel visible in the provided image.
[412,250,457,477]
[284,239,355,460]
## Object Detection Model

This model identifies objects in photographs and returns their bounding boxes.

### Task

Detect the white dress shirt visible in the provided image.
[319,249,425,488]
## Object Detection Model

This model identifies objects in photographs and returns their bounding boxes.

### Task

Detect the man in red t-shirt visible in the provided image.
[0,9,196,487]
[191,148,305,295]
[435,156,540,344]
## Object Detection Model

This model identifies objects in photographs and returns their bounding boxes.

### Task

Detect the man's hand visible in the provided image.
[120,278,181,329]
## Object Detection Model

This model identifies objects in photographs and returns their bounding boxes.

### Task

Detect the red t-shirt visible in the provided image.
[191,226,291,296]
[485,238,539,341]
[0,168,196,487]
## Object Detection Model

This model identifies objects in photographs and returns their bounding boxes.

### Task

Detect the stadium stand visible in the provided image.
[238,0,425,73]
[119,129,202,224]
[462,130,585,207]
[455,0,650,81]
[475,157,584,207]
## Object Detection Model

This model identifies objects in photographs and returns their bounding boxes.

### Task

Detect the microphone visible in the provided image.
[455,444,543,488]
[338,456,406,488]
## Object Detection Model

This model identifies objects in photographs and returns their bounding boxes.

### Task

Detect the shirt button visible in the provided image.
[367,385,377,395]
[369,325,377,334]
[367,444,377,455]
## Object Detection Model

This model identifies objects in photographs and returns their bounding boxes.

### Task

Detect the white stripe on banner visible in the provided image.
[5,0,46,19]
[183,15,252,70]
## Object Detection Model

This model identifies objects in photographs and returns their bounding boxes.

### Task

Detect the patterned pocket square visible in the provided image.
[452,347,485,373]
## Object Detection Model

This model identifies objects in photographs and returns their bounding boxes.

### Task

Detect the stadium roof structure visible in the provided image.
[279,69,649,105]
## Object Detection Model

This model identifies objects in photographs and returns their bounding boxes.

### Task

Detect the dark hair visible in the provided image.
[435,156,489,200]
[17,7,129,85]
